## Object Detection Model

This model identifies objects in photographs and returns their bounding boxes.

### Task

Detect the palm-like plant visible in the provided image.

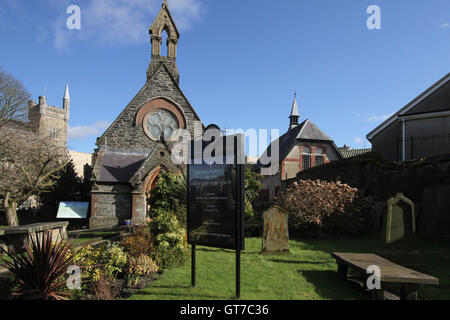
[0,230,75,300]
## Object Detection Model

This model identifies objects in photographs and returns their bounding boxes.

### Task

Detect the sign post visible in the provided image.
[187,125,245,298]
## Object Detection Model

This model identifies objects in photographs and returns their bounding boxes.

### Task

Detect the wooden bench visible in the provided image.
[331,252,439,300]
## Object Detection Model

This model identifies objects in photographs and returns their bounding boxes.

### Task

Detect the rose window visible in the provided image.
[145,109,179,141]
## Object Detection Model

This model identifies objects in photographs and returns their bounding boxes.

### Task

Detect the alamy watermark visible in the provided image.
[66,5,81,30]
[66,265,82,290]
[169,122,280,175]
[366,265,381,290]
[367,5,381,30]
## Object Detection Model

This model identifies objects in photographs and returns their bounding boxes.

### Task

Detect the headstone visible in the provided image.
[261,206,290,254]
[380,193,425,271]
[383,193,416,247]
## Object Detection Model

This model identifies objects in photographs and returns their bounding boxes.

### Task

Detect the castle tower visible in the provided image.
[146,0,181,83]
[27,85,69,148]
[289,93,300,129]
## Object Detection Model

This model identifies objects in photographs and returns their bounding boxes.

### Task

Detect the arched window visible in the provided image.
[302,147,311,170]
[315,147,324,166]
[161,28,169,57]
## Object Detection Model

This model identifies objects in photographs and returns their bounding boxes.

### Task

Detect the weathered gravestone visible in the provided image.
[379,193,425,271]
[261,206,290,254]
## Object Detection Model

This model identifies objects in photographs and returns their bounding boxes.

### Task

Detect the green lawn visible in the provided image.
[128,236,450,300]
[69,231,123,247]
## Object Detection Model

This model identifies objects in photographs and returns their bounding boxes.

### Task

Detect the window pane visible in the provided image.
[315,147,324,155]
[315,155,324,166]
[302,147,311,154]
[303,155,311,170]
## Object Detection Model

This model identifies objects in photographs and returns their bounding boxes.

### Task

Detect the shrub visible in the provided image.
[149,172,187,226]
[0,230,75,300]
[91,274,118,300]
[127,254,159,285]
[149,209,188,270]
[120,225,153,258]
[277,179,374,235]
[71,243,127,286]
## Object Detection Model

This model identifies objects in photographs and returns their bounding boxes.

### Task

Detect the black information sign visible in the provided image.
[187,131,245,250]
[187,125,245,297]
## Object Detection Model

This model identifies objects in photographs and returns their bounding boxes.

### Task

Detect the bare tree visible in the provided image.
[0,128,70,226]
[0,67,31,128]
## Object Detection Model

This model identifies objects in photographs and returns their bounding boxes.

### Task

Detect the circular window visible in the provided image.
[144,108,179,141]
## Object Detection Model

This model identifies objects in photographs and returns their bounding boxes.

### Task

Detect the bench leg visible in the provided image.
[371,289,384,300]
[337,263,348,280]
[400,285,418,300]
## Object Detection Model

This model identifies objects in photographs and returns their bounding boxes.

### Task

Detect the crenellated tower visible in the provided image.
[27,85,70,148]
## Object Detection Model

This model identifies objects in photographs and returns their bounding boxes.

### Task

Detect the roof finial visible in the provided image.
[162,0,168,8]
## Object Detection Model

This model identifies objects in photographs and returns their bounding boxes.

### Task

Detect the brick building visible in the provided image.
[89,1,203,228]
[255,94,342,203]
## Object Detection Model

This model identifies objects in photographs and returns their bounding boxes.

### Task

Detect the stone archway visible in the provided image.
[143,165,167,214]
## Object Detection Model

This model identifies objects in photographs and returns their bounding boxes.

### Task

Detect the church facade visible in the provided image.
[89,2,203,228]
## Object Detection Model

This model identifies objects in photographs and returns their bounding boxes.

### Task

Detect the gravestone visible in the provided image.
[379,193,425,272]
[261,206,290,254]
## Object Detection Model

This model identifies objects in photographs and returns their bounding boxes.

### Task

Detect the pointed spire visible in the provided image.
[289,92,300,129]
[162,0,168,8]
[290,92,299,117]
[63,83,70,100]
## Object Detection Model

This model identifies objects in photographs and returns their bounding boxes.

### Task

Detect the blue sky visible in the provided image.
[1,0,449,155]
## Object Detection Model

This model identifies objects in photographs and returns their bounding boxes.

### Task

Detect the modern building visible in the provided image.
[89,1,203,228]
[367,72,450,161]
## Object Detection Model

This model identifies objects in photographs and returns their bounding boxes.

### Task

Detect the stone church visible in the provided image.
[89,1,203,228]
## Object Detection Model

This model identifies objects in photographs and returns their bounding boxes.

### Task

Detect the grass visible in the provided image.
[69,231,123,246]
[128,236,450,300]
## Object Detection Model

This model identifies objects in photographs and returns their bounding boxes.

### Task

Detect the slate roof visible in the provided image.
[254,119,337,170]
[339,148,372,159]
[97,147,150,183]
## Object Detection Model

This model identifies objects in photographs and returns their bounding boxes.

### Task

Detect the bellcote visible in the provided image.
[147,0,180,82]
[289,93,300,129]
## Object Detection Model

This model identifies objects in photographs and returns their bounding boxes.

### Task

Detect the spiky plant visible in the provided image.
[0,230,75,300]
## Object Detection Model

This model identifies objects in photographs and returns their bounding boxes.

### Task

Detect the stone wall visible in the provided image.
[293,152,450,236]
[97,63,202,150]
[90,184,132,228]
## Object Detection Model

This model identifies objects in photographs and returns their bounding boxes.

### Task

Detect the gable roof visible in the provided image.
[254,119,339,171]
[98,61,201,143]
[95,147,149,183]
[367,72,450,141]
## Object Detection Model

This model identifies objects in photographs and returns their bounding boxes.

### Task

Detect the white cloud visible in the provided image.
[50,0,204,49]
[354,137,367,147]
[68,121,111,140]
[363,113,394,123]
[442,22,450,30]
